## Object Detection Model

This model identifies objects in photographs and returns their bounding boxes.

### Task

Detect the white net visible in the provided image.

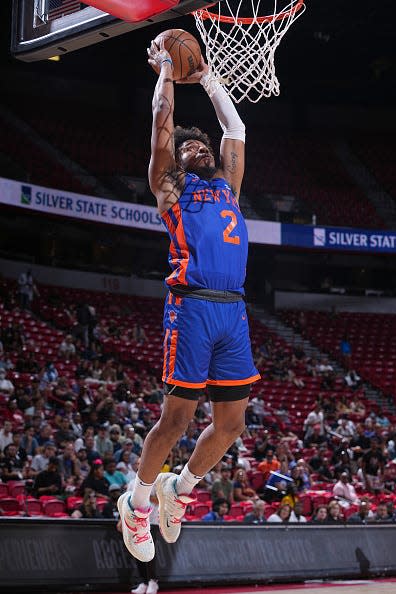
[193,0,306,103]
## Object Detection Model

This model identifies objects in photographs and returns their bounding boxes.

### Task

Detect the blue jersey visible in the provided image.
[161,173,248,292]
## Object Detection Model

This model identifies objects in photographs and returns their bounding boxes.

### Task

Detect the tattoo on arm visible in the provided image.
[226,151,238,174]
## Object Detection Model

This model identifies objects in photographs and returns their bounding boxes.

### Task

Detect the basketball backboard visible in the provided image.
[11,0,214,62]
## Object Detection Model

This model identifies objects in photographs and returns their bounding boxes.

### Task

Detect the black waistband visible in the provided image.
[169,285,244,303]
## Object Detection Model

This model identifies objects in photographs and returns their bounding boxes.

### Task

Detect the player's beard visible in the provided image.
[191,164,218,180]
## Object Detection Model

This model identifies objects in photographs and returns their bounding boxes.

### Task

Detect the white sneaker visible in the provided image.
[117,492,155,562]
[131,584,147,594]
[156,472,195,543]
[146,579,159,594]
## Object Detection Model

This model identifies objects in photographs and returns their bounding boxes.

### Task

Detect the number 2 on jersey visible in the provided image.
[221,210,240,245]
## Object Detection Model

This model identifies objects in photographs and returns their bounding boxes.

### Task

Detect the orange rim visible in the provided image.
[195,0,305,24]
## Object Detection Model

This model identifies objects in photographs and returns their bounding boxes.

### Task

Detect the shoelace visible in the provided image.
[125,514,151,542]
[167,496,190,524]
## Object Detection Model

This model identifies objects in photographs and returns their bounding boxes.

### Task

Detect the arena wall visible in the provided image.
[0,519,395,591]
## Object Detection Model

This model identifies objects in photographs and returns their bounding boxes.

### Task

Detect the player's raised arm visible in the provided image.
[147,39,182,211]
[177,57,245,199]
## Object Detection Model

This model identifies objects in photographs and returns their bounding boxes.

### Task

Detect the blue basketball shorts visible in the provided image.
[162,292,260,389]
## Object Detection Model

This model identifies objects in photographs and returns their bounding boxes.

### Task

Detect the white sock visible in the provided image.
[175,464,204,495]
[130,475,154,510]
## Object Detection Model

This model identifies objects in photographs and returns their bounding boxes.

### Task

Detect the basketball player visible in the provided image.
[118,37,260,562]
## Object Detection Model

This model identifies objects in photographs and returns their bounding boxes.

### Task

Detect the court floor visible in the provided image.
[158,581,396,594]
[81,579,396,594]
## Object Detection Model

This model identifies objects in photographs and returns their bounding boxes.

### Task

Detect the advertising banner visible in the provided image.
[2,176,395,253]
[0,519,395,590]
[0,176,281,246]
[282,223,396,253]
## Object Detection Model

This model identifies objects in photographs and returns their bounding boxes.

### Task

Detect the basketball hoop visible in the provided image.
[193,0,306,103]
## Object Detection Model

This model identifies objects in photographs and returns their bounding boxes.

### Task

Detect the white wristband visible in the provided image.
[200,71,245,143]
[200,71,221,98]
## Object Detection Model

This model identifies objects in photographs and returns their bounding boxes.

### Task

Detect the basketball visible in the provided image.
[152,29,202,81]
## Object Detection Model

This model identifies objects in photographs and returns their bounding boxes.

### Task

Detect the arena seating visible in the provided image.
[1,279,396,520]
[280,309,396,409]
[0,113,94,195]
[349,133,396,200]
[244,131,385,229]
[1,100,390,229]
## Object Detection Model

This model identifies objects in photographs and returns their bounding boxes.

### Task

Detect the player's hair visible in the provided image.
[174,126,213,160]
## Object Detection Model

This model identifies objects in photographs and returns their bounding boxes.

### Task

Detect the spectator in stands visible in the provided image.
[0,420,13,453]
[58,442,81,483]
[250,391,271,423]
[243,499,266,524]
[289,500,307,523]
[132,323,147,344]
[327,500,343,523]
[211,464,234,504]
[39,362,59,392]
[194,394,212,425]
[80,459,109,498]
[245,402,262,430]
[84,435,101,464]
[124,425,144,454]
[362,439,386,493]
[0,369,15,396]
[102,484,122,519]
[307,445,325,471]
[202,497,230,522]
[295,459,311,490]
[332,471,360,508]
[33,456,62,497]
[303,403,325,445]
[96,392,116,424]
[267,503,292,523]
[108,424,123,454]
[337,417,356,440]
[349,396,366,420]
[232,467,258,502]
[20,423,39,457]
[36,423,54,447]
[253,432,271,462]
[347,498,374,524]
[257,449,281,482]
[374,502,393,523]
[344,369,361,391]
[316,457,335,483]
[94,424,114,460]
[304,423,328,448]
[0,443,26,481]
[75,302,95,347]
[100,360,117,384]
[76,446,90,480]
[30,441,57,475]
[386,501,396,522]
[70,411,84,439]
[18,269,38,310]
[311,505,328,523]
[376,411,391,428]
[75,360,92,381]
[350,423,371,455]
[340,334,352,366]
[3,398,24,428]
[58,335,76,361]
[55,417,75,448]
[179,423,197,455]
[104,458,128,490]
[114,438,139,465]
[71,489,103,519]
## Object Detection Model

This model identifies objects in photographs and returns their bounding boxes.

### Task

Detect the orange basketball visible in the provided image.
[153,29,202,81]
